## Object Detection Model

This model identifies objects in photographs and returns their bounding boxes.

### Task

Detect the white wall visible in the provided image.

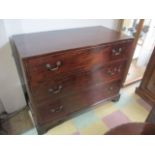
[0,19,120,114]
[0,20,26,114]
[4,19,119,35]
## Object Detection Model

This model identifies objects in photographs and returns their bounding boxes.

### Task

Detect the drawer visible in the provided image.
[35,99,68,125]
[65,80,121,114]
[25,41,132,84]
[31,61,126,101]
[34,80,121,125]
[147,69,155,95]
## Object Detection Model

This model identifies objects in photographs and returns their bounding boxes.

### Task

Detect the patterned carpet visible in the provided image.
[23,82,152,135]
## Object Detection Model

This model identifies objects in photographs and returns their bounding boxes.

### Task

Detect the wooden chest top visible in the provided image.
[12,26,133,58]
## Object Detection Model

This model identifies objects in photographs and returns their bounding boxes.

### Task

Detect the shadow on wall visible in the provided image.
[0,42,26,114]
[0,98,5,114]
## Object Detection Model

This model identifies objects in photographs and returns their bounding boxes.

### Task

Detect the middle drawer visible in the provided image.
[31,61,126,102]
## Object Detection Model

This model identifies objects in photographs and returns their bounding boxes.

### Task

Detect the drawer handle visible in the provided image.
[107,70,115,76]
[107,67,121,76]
[109,86,114,91]
[48,85,62,94]
[50,105,63,113]
[46,61,62,71]
[112,48,122,56]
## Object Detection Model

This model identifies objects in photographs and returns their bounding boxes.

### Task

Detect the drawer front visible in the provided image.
[34,80,121,125]
[35,99,68,124]
[147,69,155,95]
[65,80,121,114]
[31,61,126,101]
[25,41,132,85]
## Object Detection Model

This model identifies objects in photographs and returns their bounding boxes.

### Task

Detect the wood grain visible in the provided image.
[35,80,121,124]
[12,26,133,58]
[30,61,126,101]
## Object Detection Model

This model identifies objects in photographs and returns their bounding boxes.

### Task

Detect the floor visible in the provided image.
[1,107,34,135]
[124,59,146,86]
[25,82,151,135]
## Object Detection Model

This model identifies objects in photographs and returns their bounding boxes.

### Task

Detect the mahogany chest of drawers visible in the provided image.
[11,26,134,134]
[136,47,155,105]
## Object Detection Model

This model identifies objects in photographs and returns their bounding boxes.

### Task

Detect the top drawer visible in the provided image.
[25,40,132,82]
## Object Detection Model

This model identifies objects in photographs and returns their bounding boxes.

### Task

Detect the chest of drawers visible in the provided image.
[12,26,134,134]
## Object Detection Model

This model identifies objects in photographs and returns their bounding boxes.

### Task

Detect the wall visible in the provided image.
[4,19,120,35]
[0,20,26,114]
[0,19,120,114]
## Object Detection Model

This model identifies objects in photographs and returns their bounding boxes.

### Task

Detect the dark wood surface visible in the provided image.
[12,26,133,58]
[12,26,134,134]
[36,94,121,134]
[30,63,125,101]
[136,47,155,105]
[105,123,155,135]
[25,41,132,86]
[35,80,121,124]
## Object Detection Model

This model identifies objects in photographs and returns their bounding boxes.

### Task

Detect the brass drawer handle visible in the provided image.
[112,48,122,56]
[50,105,63,113]
[107,67,121,76]
[107,70,115,76]
[46,61,62,71]
[109,86,114,91]
[48,85,62,94]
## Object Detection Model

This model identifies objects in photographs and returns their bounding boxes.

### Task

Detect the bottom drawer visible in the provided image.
[35,100,68,125]
[35,80,121,125]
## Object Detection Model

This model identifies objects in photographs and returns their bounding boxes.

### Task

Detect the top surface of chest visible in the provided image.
[12,26,133,58]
